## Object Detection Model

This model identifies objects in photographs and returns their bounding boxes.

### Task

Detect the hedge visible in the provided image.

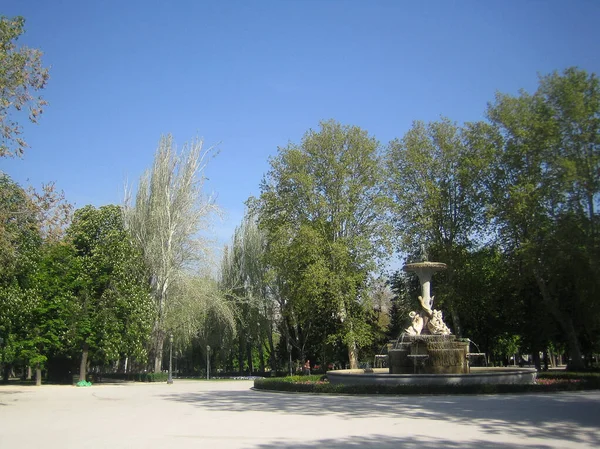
[100,372,169,382]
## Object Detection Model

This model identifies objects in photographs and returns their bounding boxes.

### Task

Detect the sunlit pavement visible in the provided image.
[1,379,599,449]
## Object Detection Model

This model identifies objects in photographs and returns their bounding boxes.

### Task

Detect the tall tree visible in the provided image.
[124,135,220,372]
[256,120,390,368]
[0,16,49,158]
[67,205,153,381]
[0,174,42,382]
[386,118,486,335]
[221,211,278,374]
[483,67,600,369]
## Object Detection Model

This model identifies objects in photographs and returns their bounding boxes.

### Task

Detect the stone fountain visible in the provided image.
[327,247,537,386]
[388,259,469,375]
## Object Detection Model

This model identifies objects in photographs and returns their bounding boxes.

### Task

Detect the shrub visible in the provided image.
[98,372,170,382]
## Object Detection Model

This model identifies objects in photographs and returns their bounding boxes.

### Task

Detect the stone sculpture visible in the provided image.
[405,311,424,336]
[403,259,452,336]
[427,309,451,335]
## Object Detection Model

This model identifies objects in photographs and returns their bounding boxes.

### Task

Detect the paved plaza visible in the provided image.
[1,380,599,448]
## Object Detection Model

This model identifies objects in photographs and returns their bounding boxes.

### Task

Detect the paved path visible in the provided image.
[1,380,599,448]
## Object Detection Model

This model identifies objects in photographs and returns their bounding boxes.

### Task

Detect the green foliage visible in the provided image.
[482,68,600,369]
[66,205,153,371]
[220,211,275,374]
[255,120,391,368]
[0,16,50,157]
[102,371,169,382]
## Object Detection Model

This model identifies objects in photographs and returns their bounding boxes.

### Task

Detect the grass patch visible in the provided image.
[254,372,600,395]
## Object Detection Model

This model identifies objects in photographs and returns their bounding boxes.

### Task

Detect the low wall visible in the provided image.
[327,367,537,386]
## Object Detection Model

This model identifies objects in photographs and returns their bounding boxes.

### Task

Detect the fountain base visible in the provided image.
[389,334,470,374]
[327,367,537,386]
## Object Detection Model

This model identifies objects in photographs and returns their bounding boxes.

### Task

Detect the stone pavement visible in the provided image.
[1,379,599,448]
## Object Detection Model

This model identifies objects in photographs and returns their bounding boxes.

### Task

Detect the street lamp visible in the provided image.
[167,333,173,384]
[206,345,211,380]
[287,341,292,376]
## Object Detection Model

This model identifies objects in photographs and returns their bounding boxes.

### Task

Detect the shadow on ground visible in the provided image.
[0,389,24,406]
[159,389,600,447]
[249,435,555,449]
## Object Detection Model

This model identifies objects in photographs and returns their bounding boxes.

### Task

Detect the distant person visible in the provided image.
[303,360,310,375]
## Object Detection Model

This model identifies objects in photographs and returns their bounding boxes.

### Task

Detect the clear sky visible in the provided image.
[2,0,600,263]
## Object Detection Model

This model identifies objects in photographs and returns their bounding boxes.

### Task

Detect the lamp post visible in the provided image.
[287,341,292,376]
[206,345,210,380]
[167,333,173,384]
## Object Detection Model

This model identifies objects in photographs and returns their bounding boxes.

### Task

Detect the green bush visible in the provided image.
[98,372,170,382]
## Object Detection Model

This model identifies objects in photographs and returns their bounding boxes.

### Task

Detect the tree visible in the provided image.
[0,16,49,158]
[386,118,486,335]
[67,205,153,381]
[0,174,75,384]
[0,174,41,382]
[482,67,600,370]
[256,120,390,368]
[164,274,236,372]
[124,135,221,372]
[220,211,276,374]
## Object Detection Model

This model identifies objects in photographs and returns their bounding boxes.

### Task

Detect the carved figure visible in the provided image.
[418,295,433,316]
[405,311,424,335]
[419,244,428,262]
[427,309,451,335]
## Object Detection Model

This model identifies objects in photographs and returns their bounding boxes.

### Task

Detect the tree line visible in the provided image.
[1,16,598,378]
[225,67,600,373]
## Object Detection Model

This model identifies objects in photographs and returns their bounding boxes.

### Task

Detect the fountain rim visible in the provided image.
[326,367,538,386]
[403,261,447,272]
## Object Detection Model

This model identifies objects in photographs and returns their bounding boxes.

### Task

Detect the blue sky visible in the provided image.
[2,0,600,264]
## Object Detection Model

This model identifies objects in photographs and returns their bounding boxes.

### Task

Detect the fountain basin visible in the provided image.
[327,367,537,386]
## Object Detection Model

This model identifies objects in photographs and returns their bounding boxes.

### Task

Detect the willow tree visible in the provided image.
[256,120,390,369]
[220,211,277,373]
[124,135,220,372]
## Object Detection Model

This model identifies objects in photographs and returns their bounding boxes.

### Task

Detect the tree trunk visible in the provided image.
[532,350,541,371]
[238,334,245,376]
[246,342,253,375]
[27,365,32,380]
[35,363,42,386]
[2,364,10,383]
[563,317,585,370]
[533,267,585,371]
[258,341,265,373]
[80,342,89,382]
[153,332,165,373]
[347,340,359,369]
[267,324,277,372]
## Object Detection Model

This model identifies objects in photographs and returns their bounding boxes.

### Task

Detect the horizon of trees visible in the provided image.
[0,15,598,380]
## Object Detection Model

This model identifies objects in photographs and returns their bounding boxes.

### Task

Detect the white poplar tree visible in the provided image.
[124,135,221,372]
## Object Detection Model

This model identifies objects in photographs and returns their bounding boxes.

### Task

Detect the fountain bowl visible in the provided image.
[403,261,447,273]
[327,367,537,386]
